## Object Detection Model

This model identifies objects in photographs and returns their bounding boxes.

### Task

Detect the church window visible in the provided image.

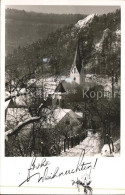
[74,77,76,81]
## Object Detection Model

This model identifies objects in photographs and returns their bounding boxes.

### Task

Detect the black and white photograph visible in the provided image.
[1,1,125,194]
[5,5,121,157]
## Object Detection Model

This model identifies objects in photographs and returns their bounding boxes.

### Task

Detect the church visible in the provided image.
[55,41,86,97]
[70,41,96,91]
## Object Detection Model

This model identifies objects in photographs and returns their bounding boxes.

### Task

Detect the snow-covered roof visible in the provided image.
[54,108,82,124]
[55,79,80,93]
[7,95,27,108]
[41,108,82,128]
[75,112,83,118]
[54,108,71,123]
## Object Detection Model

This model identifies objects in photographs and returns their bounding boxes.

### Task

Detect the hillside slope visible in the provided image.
[6,8,86,54]
[6,9,120,81]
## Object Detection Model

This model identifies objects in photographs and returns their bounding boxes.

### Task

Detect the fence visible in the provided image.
[62,131,87,152]
[40,131,87,156]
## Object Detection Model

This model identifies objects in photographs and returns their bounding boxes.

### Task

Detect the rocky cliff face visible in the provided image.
[75,13,97,28]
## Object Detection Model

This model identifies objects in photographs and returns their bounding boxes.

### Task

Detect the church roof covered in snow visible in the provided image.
[55,79,80,93]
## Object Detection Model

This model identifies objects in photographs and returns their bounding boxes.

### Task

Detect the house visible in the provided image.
[54,108,82,125]
[40,107,83,129]
[5,96,32,126]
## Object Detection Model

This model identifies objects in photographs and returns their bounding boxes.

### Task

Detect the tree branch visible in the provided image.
[5,93,27,102]
[5,116,41,139]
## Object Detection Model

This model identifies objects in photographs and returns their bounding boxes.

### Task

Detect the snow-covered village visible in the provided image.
[5,7,120,157]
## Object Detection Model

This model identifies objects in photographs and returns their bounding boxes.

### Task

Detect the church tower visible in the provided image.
[70,48,81,84]
[70,41,85,88]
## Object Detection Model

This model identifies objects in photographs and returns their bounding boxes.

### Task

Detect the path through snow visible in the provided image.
[60,131,103,157]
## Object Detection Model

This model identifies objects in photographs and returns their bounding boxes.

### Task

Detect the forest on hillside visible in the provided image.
[6,8,86,54]
[6,9,120,82]
[6,8,86,24]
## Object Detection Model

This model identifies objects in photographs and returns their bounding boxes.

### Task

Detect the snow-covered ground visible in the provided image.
[60,131,120,157]
[101,139,120,157]
[60,131,103,157]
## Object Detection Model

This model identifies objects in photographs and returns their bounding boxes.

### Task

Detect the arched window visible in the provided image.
[74,77,76,81]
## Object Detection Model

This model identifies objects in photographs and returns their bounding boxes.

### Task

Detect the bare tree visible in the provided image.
[5,68,60,156]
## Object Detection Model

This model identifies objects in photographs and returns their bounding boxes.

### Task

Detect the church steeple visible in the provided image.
[76,39,83,74]
[70,40,84,86]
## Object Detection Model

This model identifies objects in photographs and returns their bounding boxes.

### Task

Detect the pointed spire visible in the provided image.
[70,40,83,74]
[76,40,83,73]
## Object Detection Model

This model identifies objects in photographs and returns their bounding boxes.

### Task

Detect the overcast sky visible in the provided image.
[6,5,120,15]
